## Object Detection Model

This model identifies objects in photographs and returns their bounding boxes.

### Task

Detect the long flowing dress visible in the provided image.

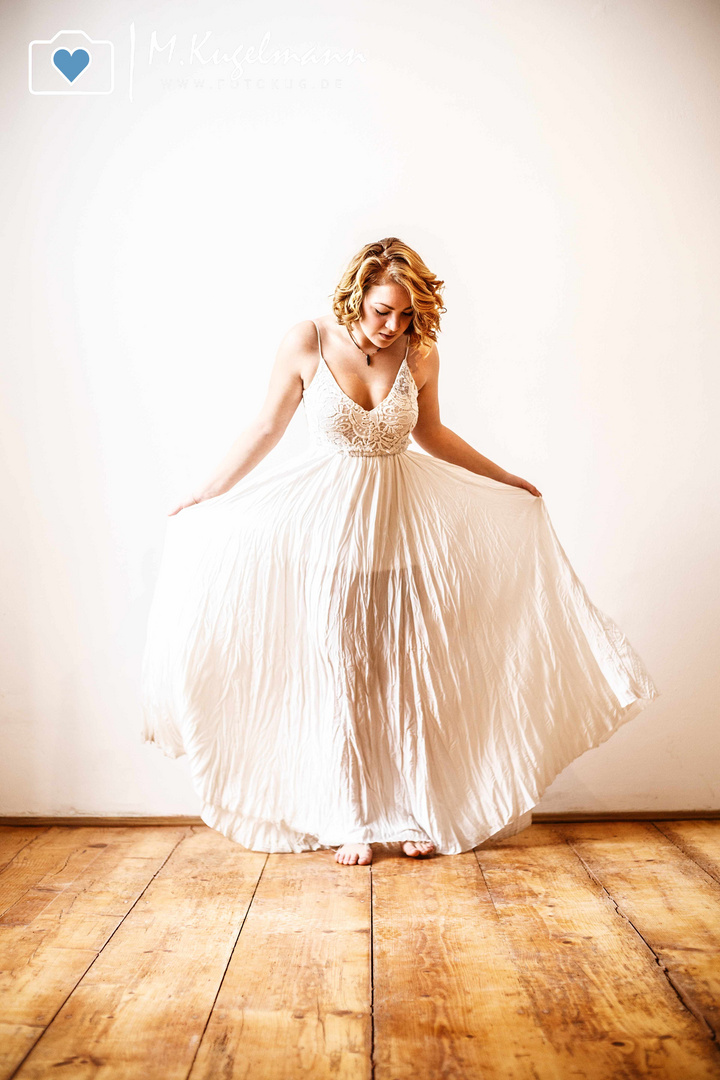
[140,323,660,854]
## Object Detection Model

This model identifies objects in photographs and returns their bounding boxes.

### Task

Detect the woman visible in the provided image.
[141,236,659,866]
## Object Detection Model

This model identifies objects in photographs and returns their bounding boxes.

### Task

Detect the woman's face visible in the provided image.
[360,282,414,347]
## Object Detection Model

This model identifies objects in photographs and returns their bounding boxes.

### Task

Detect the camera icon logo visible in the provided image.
[29,30,114,95]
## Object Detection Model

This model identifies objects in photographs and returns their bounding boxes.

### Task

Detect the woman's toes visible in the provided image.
[402,840,436,858]
[335,843,372,865]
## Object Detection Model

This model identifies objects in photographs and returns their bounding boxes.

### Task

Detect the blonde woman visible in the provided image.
[141,237,659,866]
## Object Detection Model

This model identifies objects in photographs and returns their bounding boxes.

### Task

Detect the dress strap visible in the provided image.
[313,321,325,361]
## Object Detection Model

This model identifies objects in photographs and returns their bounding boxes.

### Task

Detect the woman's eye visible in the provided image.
[375,309,413,317]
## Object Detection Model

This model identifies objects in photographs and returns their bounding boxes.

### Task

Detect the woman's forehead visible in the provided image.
[366,281,411,303]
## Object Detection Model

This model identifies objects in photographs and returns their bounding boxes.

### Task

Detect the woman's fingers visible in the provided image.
[167,496,200,516]
[515,476,542,497]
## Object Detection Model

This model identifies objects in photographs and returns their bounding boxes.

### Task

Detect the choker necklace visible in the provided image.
[347,322,380,365]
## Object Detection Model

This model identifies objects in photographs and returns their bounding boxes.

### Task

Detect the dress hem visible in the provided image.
[195,683,658,856]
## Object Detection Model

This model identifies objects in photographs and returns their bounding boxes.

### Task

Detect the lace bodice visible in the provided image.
[303,322,419,456]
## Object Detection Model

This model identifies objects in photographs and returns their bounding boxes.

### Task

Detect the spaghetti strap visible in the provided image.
[313,321,325,362]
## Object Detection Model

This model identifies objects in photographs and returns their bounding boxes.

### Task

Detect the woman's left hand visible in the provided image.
[502,472,542,497]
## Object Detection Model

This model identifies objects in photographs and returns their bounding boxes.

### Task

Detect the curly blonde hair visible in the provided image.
[331,237,446,354]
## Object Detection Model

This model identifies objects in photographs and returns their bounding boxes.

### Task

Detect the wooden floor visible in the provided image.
[1,820,719,1079]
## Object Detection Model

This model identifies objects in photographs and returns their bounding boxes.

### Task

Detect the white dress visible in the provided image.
[140,323,660,854]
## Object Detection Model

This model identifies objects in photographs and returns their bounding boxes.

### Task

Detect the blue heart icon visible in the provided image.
[53,48,90,83]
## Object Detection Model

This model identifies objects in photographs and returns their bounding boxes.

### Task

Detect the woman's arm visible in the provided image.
[167,321,314,516]
[411,344,542,497]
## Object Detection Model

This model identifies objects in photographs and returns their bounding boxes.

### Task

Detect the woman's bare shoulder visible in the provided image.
[278,319,321,353]
[271,319,324,389]
[408,339,439,391]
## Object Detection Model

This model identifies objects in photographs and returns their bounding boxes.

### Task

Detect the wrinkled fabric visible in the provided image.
[140,331,660,854]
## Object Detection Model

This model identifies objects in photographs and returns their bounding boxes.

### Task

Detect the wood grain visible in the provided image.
[653,819,720,885]
[0,827,51,869]
[0,826,189,1078]
[372,847,565,1079]
[1,822,719,1079]
[476,823,720,1078]
[558,820,720,1038]
[7,827,264,1079]
[189,851,371,1080]
[0,826,123,918]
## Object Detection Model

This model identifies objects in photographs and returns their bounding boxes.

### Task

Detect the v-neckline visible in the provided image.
[317,334,410,414]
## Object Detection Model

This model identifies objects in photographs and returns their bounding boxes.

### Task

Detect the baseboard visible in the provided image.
[1,810,719,828]
[0,816,206,827]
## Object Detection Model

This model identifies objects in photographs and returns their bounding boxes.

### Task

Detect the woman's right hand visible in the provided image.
[167,492,205,517]
[500,472,543,498]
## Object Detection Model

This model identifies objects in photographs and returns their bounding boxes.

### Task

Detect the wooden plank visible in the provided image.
[372,847,565,1079]
[653,819,720,885]
[0,826,190,931]
[12,826,266,1080]
[558,820,720,1039]
[475,824,720,1078]
[0,827,189,1080]
[0,828,51,870]
[189,850,372,1080]
[0,1025,44,1071]
[0,826,129,917]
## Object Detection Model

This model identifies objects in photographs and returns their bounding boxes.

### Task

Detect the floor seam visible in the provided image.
[566,836,718,1045]
[185,849,269,1078]
[649,820,720,888]
[370,864,376,1080]
[7,825,194,1079]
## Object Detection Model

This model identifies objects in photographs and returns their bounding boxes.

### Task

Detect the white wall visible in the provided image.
[1,0,718,818]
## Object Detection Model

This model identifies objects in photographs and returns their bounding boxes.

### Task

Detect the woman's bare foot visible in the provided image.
[402,840,436,858]
[335,843,373,865]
